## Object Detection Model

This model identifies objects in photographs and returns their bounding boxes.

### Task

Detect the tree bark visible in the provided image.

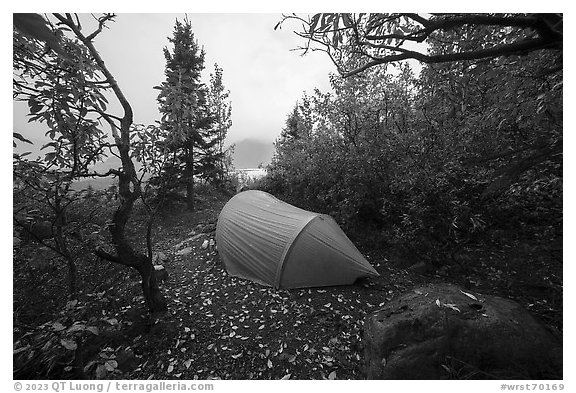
[185,145,195,211]
[137,255,167,313]
[109,173,168,313]
[53,224,76,296]
[53,190,77,296]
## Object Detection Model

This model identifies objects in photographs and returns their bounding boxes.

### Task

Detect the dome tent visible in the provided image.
[216,190,379,289]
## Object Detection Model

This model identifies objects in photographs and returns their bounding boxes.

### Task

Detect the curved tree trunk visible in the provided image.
[137,255,167,313]
[55,14,168,313]
[109,173,168,313]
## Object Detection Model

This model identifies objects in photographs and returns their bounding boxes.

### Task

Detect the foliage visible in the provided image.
[155,18,231,210]
[13,19,116,296]
[130,123,179,207]
[13,182,143,379]
[14,299,101,378]
[156,18,207,144]
[203,63,233,184]
[13,158,78,295]
[13,12,562,381]
[14,32,111,170]
[262,18,562,263]
[14,13,168,313]
[277,13,562,77]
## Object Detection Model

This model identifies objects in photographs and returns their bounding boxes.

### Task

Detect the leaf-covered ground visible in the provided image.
[124,194,419,380]
[13,188,562,380]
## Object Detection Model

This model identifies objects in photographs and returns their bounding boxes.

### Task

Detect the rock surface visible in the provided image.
[154,265,168,284]
[175,247,193,256]
[364,283,562,379]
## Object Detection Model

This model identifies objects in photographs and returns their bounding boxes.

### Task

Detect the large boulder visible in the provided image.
[364,283,562,379]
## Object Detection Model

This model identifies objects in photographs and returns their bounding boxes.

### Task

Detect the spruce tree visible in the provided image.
[202,63,232,184]
[156,17,210,211]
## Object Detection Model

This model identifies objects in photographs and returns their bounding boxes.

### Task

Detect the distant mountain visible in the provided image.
[232,138,275,169]
[71,176,115,191]
[91,155,123,173]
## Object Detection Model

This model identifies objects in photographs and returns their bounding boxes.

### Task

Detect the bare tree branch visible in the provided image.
[85,14,115,42]
[342,37,557,77]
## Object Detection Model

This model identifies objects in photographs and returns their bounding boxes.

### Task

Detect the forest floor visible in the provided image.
[13,186,563,380]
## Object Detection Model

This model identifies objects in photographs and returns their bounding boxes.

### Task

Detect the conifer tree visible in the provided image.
[202,63,232,184]
[156,17,211,211]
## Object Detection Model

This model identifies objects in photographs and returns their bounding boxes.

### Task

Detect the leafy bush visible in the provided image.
[261,48,561,264]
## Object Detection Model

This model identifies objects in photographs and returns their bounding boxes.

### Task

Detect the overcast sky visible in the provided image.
[13,13,337,153]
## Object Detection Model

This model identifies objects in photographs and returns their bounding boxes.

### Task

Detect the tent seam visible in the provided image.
[274,215,319,289]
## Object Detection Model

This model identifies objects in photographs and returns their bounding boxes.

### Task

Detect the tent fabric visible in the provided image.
[216,190,379,289]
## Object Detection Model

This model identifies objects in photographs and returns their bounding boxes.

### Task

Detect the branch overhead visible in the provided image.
[279,13,563,77]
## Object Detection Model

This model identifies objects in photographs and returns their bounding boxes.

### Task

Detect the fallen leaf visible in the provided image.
[60,339,77,351]
[95,364,107,379]
[65,299,78,309]
[460,290,478,301]
[105,360,118,372]
[328,370,337,380]
[104,318,118,326]
[281,374,291,380]
[86,326,99,335]
[13,345,31,356]
[52,322,66,331]
[442,303,461,312]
